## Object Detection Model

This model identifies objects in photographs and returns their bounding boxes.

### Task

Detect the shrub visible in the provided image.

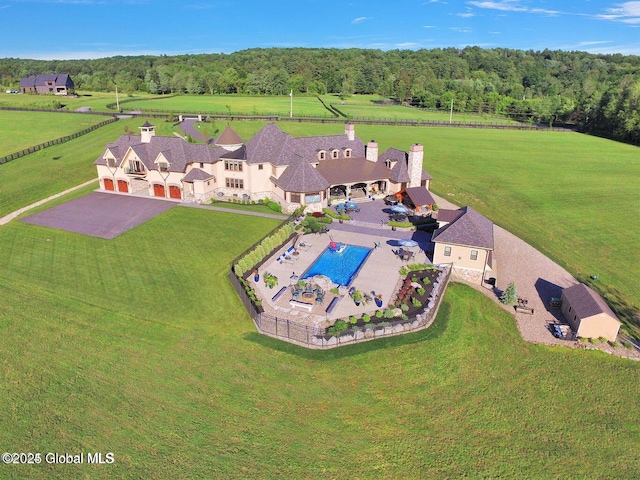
[608,341,618,348]
[399,266,409,276]
[417,287,426,296]
[411,297,422,307]
[400,303,409,312]
[327,319,349,336]
[330,287,340,295]
[500,282,517,305]
[258,199,264,204]
[375,310,383,318]
[349,316,358,324]
[266,200,282,213]
[233,264,243,278]
[383,309,395,319]
[362,314,371,323]
[379,321,392,328]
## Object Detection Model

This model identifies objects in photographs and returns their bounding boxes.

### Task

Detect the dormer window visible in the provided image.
[318,151,326,160]
[107,158,115,168]
[344,149,352,158]
[331,150,339,159]
[384,159,392,169]
[159,162,168,172]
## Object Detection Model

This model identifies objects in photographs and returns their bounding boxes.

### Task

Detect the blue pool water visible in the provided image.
[302,244,372,286]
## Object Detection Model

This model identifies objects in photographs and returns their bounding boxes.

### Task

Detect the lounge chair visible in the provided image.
[280,256,294,264]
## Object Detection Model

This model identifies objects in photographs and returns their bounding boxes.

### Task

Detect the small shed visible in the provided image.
[403,186,435,212]
[560,283,621,342]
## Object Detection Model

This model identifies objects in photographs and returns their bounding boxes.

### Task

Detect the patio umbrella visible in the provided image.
[390,204,409,214]
[345,201,358,209]
[398,239,419,248]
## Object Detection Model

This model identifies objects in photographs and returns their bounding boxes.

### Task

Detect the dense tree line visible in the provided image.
[1,47,639,143]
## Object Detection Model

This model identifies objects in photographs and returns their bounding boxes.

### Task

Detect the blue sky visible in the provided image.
[1,0,639,59]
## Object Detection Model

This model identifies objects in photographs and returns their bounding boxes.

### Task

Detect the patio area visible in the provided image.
[252,228,432,331]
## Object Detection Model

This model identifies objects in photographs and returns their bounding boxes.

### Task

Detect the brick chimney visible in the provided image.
[366,140,378,163]
[345,122,355,141]
[408,144,423,188]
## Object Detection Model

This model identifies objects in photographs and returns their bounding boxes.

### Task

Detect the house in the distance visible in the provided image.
[560,283,621,341]
[94,122,433,212]
[19,74,74,95]
[431,206,494,284]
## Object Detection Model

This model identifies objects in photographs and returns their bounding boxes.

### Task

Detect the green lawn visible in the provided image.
[0,207,638,478]
[118,94,332,117]
[0,110,109,157]
[320,94,519,124]
[0,116,180,218]
[2,117,638,329]
[0,91,137,112]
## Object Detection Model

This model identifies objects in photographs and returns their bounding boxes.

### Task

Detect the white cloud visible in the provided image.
[450,26,473,33]
[423,25,436,28]
[351,16,371,24]
[458,12,475,17]
[596,1,640,24]
[396,42,420,48]
[467,1,526,12]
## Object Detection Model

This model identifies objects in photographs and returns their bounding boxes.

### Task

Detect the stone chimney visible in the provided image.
[408,144,423,188]
[366,140,378,163]
[345,122,355,141]
[139,121,156,144]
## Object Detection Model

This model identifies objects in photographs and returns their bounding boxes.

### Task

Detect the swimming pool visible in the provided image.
[302,244,372,286]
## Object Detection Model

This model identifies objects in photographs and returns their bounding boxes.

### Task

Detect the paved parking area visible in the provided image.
[21,192,175,239]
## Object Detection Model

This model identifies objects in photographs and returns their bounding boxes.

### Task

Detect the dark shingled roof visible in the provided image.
[562,284,621,322]
[404,186,435,207]
[316,157,391,185]
[245,123,365,167]
[182,168,214,182]
[379,147,431,183]
[272,158,330,193]
[20,77,36,87]
[216,126,243,146]
[220,144,247,160]
[93,134,221,173]
[431,206,494,250]
[436,208,464,224]
[20,74,73,88]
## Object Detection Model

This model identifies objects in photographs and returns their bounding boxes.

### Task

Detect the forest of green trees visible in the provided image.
[2,47,640,143]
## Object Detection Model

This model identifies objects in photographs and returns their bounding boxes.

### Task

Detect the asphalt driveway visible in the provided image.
[21,192,175,239]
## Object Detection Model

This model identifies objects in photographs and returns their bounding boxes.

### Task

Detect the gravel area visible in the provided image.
[432,193,639,359]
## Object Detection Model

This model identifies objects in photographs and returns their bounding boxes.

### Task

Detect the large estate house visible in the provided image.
[19,74,74,95]
[94,122,432,212]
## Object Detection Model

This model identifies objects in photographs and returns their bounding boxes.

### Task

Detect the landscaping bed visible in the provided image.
[321,266,443,339]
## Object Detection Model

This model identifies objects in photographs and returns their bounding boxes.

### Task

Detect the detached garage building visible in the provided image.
[561,283,621,342]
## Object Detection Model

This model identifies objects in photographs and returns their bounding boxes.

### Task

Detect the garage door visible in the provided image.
[169,185,181,199]
[103,178,114,191]
[153,184,165,197]
[117,180,129,193]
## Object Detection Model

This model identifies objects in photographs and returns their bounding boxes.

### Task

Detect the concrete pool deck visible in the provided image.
[252,229,432,329]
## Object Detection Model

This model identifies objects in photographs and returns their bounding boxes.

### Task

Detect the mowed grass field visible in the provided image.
[0,110,108,157]
[0,91,130,112]
[198,121,640,328]
[118,94,332,117]
[0,115,181,218]
[321,94,519,125]
[2,115,638,327]
[0,208,639,478]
